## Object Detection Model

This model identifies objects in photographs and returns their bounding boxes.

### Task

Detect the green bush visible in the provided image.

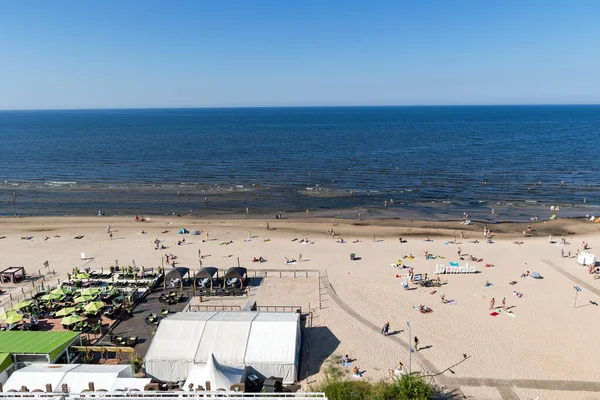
[314,360,437,400]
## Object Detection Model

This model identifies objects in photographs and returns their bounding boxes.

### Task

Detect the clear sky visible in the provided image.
[1,0,599,109]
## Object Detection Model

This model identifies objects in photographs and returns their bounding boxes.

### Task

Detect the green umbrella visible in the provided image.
[5,314,23,325]
[75,273,90,280]
[41,293,64,301]
[74,294,95,304]
[61,315,84,326]
[51,287,72,296]
[55,307,76,317]
[80,288,100,296]
[84,301,104,313]
[0,310,20,321]
[15,300,33,309]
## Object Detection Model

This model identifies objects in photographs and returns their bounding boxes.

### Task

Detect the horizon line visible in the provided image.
[1,103,600,112]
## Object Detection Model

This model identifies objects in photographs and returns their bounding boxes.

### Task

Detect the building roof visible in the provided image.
[0,331,79,361]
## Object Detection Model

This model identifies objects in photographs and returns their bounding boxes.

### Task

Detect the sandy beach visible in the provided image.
[1,215,599,399]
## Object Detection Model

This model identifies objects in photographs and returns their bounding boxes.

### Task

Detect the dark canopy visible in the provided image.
[194,267,218,279]
[194,267,219,291]
[223,267,247,289]
[165,267,190,280]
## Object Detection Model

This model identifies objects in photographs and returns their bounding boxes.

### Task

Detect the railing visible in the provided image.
[255,305,302,313]
[248,270,320,279]
[188,305,242,312]
[0,392,327,399]
[0,271,58,311]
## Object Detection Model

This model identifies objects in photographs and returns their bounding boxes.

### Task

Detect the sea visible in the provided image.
[0,106,599,222]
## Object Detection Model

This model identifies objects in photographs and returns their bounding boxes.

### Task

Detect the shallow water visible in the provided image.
[1,106,599,220]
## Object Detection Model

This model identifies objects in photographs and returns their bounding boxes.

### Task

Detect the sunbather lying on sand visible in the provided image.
[252,256,266,263]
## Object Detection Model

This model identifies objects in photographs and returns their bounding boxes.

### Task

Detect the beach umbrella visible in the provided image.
[74,294,95,304]
[55,307,77,317]
[84,301,105,313]
[61,315,84,326]
[5,314,23,325]
[15,300,33,310]
[51,287,72,296]
[75,273,90,280]
[80,287,100,296]
[0,310,20,321]
[41,293,64,301]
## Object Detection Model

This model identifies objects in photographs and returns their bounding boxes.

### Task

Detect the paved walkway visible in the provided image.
[542,259,600,298]
[321,270,600,400]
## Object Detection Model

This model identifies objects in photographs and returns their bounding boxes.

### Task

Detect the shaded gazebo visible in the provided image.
[163,267,190,290]
[193,267,219,294]
[222,267,247,289]
[0,267,26,284]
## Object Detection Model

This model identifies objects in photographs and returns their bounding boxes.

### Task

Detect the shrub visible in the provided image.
[314,359,437,400]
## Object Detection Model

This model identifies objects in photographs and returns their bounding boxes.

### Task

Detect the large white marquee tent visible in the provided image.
[145,311,301,384]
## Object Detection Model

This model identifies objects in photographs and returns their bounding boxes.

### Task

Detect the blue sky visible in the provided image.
[1,1,599,109]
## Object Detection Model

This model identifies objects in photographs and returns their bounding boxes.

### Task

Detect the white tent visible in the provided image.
[57,364,133,392]
[577,252,596,266]
[145,311,301,384]
[244,312,301,384]
[145,311,216,381]
[184,354,245,390]
[194,312,256,365]
[2,364,147,392]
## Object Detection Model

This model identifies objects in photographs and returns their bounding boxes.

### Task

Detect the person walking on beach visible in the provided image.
[501,297,506,310]
[107,225,111,233]
[381,321,390,336]
[489,298,495,310]
[299,253,302,262]
[266,223,270,230]
[109,232,113,240]
[414,336,419,351]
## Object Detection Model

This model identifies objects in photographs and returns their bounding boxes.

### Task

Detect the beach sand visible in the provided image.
[1,216,599,398]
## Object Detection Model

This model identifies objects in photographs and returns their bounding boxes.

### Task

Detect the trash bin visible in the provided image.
[350,253,356,261]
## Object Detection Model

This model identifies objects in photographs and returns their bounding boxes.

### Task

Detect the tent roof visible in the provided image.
[58,364,132,392]
[145,312,216,363]
[0,331,79,361]
[2,364,144,392]
[165,267,189,279]
[0,353,12,374]
[195,267,218,279]
[146,312,300,383]
[224,267,247,279]
[184,354,244,391]
[245,312,300,364]
[194,312,257,364]
[2,364,79,391]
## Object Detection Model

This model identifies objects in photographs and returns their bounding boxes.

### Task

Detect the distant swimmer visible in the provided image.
[177,191,181,198]
[204,197,208,205]
[12,192,16,204]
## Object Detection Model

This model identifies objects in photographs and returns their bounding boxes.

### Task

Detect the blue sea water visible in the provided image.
[0,106,599,221]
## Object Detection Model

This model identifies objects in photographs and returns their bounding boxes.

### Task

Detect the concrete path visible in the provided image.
[542,259,600,298]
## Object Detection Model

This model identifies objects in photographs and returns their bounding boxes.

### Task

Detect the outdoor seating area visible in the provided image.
[159,291,187,305]
[0,275,138,335]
